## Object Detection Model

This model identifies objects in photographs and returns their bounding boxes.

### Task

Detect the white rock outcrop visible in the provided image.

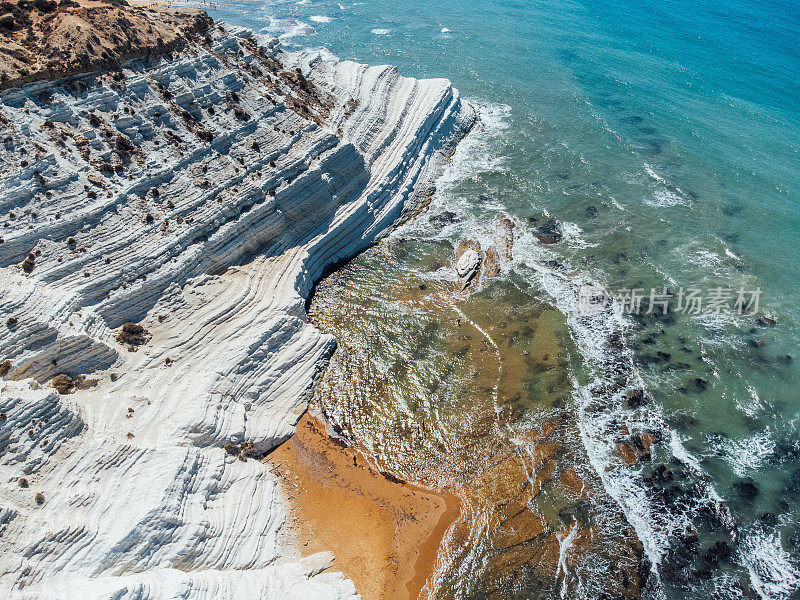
[0,23,474,599]
[455,248,481,280]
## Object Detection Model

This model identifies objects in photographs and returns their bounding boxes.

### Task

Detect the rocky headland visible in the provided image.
[0,1,475,597]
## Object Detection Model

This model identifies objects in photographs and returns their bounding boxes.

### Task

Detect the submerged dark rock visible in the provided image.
[532,217,562,244]
[428,210,461,226]
[701,540,732,568]
[651,464,674,483]
[626,389,649,408]
[691,378,708,392]
[731,479,759,501]
[759,512,778,527]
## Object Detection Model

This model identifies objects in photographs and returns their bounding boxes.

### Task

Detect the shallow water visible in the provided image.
[308,240,649,599]
[208,1,800,597]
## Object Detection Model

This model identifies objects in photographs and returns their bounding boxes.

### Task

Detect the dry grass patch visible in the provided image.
[116,322,149,345]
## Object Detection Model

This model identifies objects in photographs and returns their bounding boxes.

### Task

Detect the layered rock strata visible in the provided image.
[0,15,474,599]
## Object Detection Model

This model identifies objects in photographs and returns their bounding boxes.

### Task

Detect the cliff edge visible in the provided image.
[0,7,475,600]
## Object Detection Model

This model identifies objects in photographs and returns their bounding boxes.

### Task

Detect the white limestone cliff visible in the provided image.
[0,23,475,599]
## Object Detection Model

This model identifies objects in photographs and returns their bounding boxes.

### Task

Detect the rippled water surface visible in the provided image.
[208,0,800,597]
[308,234,653,599]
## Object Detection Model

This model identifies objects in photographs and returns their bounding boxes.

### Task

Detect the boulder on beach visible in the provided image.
[456,248,481,280]
[484,245,501,277]
[496,217,514,259]
[454,239,483,289]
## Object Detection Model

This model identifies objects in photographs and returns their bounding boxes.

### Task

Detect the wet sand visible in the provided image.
[265,411,460,600]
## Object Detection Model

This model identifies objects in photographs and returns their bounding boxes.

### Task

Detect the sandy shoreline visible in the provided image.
[265,411,461,600]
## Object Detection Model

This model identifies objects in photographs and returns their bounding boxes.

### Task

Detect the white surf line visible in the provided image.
[556,521,579,599]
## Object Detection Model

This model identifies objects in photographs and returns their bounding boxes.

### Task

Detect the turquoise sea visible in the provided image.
[208,0,800,598]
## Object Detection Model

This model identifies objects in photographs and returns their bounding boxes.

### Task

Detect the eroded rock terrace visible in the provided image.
[0,20,475,599]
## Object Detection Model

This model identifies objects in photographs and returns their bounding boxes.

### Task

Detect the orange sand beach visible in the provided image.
[265,411,461,600]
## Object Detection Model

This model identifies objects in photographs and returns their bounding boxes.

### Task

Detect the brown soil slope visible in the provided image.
[0,0,211,89]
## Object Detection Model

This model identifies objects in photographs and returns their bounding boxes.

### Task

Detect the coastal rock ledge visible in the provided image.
[0,11,475,599]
